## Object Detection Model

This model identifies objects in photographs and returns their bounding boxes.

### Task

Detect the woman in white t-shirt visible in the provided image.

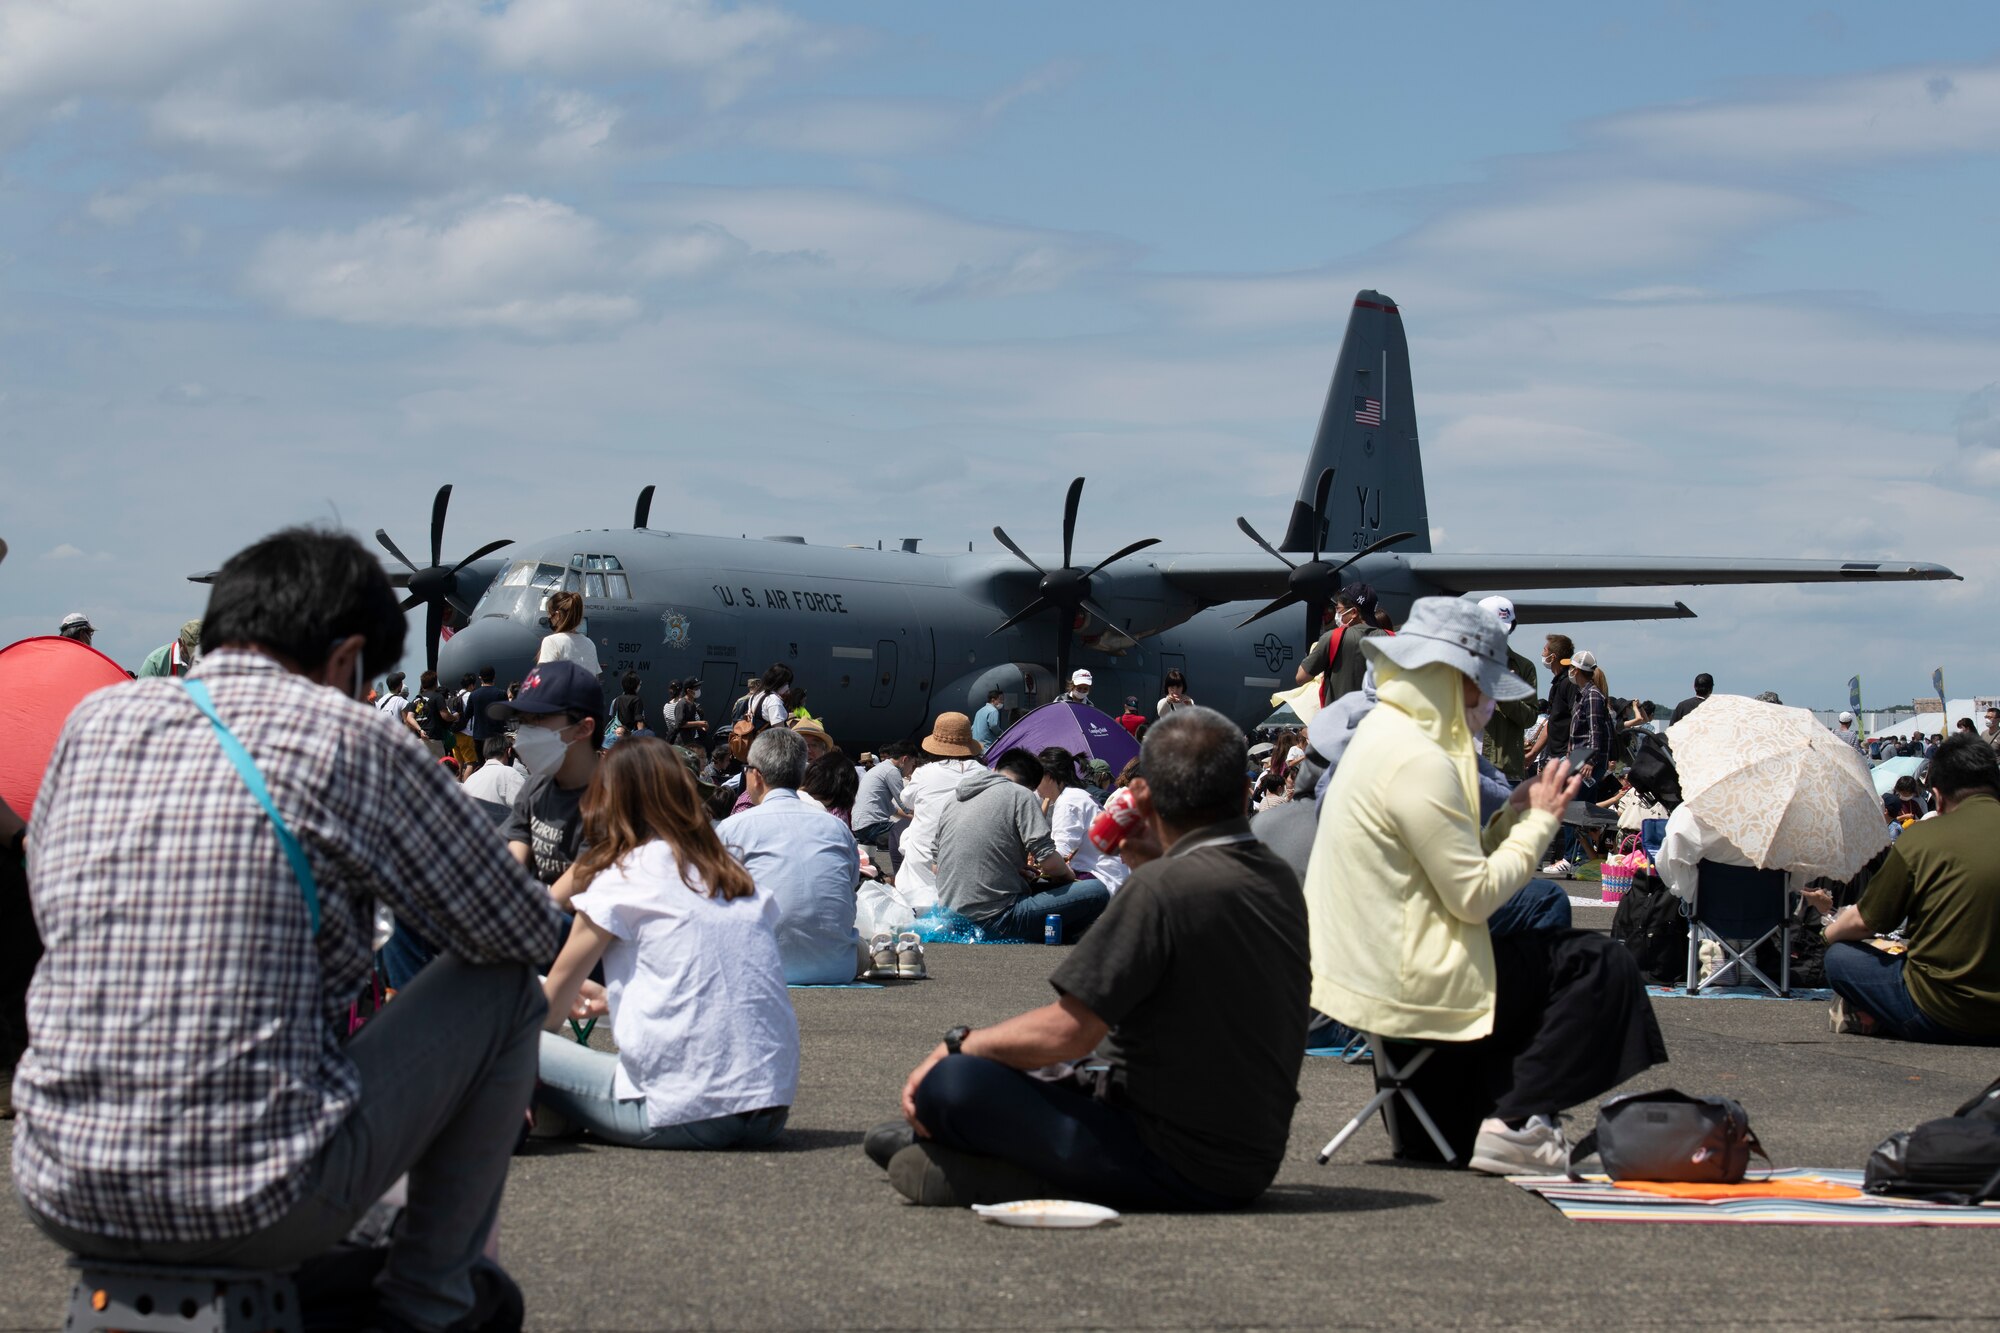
[1034,746,1130,892]
[1155,667,1195,718]
[537,590,601,678]
[538,738,798,1149]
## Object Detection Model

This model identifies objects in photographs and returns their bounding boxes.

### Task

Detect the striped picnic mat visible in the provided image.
[1513,1169,2000,1226]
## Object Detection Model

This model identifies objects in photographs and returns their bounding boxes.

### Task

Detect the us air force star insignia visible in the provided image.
[1254,633,1294,673]
[660,611,691,650]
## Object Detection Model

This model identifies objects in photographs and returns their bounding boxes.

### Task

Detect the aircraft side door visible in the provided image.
[869,640,898,709]
[699,660,741,714]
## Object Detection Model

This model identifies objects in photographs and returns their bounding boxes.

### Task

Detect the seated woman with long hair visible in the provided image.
[538,737,799,1149]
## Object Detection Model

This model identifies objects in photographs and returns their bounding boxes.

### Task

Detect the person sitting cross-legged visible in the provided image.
[536,737,799,1147]
[867,707,1310,1208]
[1810,734,2000,1044]
[933,747,1110,942]
[716,725,864,984]
[13,528,562,1333]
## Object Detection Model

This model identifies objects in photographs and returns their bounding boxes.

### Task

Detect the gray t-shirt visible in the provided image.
[499,774,587,884]
[934,769,1058,924]
[851,762,905,830]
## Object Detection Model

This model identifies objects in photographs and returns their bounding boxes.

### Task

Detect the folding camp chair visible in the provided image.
[65,1260,299,1333]
[1317,1037,1458,1165]
[1684,860,1792,996]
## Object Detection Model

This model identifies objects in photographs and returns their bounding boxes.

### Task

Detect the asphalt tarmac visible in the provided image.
[4,904,1997,1331]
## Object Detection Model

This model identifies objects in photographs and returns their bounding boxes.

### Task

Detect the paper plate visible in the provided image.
[970,1199,1119,1228]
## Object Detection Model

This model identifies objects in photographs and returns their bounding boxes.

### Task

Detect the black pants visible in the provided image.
[0,847,38,1069]
[1387,929,1667,1161]
[914,1055,1242,1210]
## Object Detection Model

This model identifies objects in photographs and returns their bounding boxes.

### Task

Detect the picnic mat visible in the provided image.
[1647,985,1835,1001]
[1513,1169,2000,1226]
[905,911,1035,944]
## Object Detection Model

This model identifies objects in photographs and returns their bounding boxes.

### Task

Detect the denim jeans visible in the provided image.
[981,878,1112,942]
[913,1055,1240,1210]
[1823,943,2000,1045]
[535,1033,790,1148]
[26,956,546,1332]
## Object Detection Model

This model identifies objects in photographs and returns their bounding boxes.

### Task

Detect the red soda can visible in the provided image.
[1089,787,1142,854]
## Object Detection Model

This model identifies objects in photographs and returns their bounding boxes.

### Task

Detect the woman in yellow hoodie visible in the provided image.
[1306,597,1666,1175]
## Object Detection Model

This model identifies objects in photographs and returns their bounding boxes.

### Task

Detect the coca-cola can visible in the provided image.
[1089,787,1142,854]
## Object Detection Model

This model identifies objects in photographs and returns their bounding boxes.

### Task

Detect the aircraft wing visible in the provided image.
[1510,599,1694,625]
[1402,555,1960,592]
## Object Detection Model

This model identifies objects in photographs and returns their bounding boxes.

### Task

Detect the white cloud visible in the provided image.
[1599,58,2000,168]
[147,92,426,179]
[247,195,638,333]
[413,0,830,105]
[727,98,966,157]
[1399,179,1820,276]
[636,186,1132,296]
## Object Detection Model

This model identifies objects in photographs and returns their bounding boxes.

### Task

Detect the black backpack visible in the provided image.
[1627,730,1682,809]
[1866,1081,2000,1204]
[1608,871,1688,984]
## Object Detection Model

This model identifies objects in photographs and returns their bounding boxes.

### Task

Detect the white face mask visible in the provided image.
[1467,690,1497,735]
[512,723,572,776]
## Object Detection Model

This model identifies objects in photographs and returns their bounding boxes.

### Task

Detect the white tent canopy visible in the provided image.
[1866,700,1986,741]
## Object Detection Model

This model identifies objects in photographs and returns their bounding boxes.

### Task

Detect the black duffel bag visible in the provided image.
[1568,1089,1769,1183]
[1865,1117,2000,1205]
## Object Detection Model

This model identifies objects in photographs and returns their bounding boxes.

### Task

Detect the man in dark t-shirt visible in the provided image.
[868,707,1310,1208]
[1669,672,1713,725]
[464,666,508,744]
[493,662,604,886]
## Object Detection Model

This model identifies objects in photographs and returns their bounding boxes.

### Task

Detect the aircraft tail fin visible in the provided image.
[1279,291,1431,555]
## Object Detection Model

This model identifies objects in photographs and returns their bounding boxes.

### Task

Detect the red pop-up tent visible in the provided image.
[0,636,133,823]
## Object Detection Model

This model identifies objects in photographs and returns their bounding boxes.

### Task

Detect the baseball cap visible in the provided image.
[1567,649,1598,672]
[1838,710,1854,722]
[1071,669,1093,687]
[1475,595,1516,632]
[1124,695,1140,710]
[59,611,92,632]
[487,659,604,723]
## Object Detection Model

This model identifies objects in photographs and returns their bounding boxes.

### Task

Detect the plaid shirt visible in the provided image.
[1570,682,1612,774]
[14,651,562,1242]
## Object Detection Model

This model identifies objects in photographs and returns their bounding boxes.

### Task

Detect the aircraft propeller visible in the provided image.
[1234,467,1416,645]
[376,484,512,673]
[634,485,655,530]
[989,476,1160,691]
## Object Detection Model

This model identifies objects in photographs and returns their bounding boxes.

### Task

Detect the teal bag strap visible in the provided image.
[181,679,322,935]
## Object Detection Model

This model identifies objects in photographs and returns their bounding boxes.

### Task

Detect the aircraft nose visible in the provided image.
[438,615,542,688]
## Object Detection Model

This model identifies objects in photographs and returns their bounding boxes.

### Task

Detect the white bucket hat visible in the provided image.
[1361,596,1534,702]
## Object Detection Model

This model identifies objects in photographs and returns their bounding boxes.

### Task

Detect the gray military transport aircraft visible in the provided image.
[209,290,1959,744]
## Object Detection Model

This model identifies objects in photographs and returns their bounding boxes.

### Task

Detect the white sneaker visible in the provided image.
[1539,859,1573,878]
[865,931,898,979]
[1468,1115,1569,1176]
[895,931,928,979]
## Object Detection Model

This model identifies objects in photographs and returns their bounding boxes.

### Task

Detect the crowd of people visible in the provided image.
[7,534,1998,1330]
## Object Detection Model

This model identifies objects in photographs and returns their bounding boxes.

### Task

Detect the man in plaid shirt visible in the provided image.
[14,528,563,1332]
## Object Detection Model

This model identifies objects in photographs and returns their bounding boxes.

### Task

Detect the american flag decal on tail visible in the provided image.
[1353,396,1382,426]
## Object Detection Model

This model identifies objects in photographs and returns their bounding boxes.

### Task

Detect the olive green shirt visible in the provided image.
[1856,792,2000,1036]
[1481,647,1538,782]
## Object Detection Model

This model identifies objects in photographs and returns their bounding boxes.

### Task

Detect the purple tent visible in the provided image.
[983,702,1140,777]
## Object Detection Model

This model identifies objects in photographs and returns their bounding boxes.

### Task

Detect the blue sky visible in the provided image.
[3,0,1997,710]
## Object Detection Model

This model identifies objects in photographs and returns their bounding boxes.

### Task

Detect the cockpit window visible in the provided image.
[497,560,566,591]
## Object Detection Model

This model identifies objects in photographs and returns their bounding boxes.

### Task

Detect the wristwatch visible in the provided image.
[943,1025,973,1056]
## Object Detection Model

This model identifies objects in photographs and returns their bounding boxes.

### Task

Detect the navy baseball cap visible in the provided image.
[488,660,604,723]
